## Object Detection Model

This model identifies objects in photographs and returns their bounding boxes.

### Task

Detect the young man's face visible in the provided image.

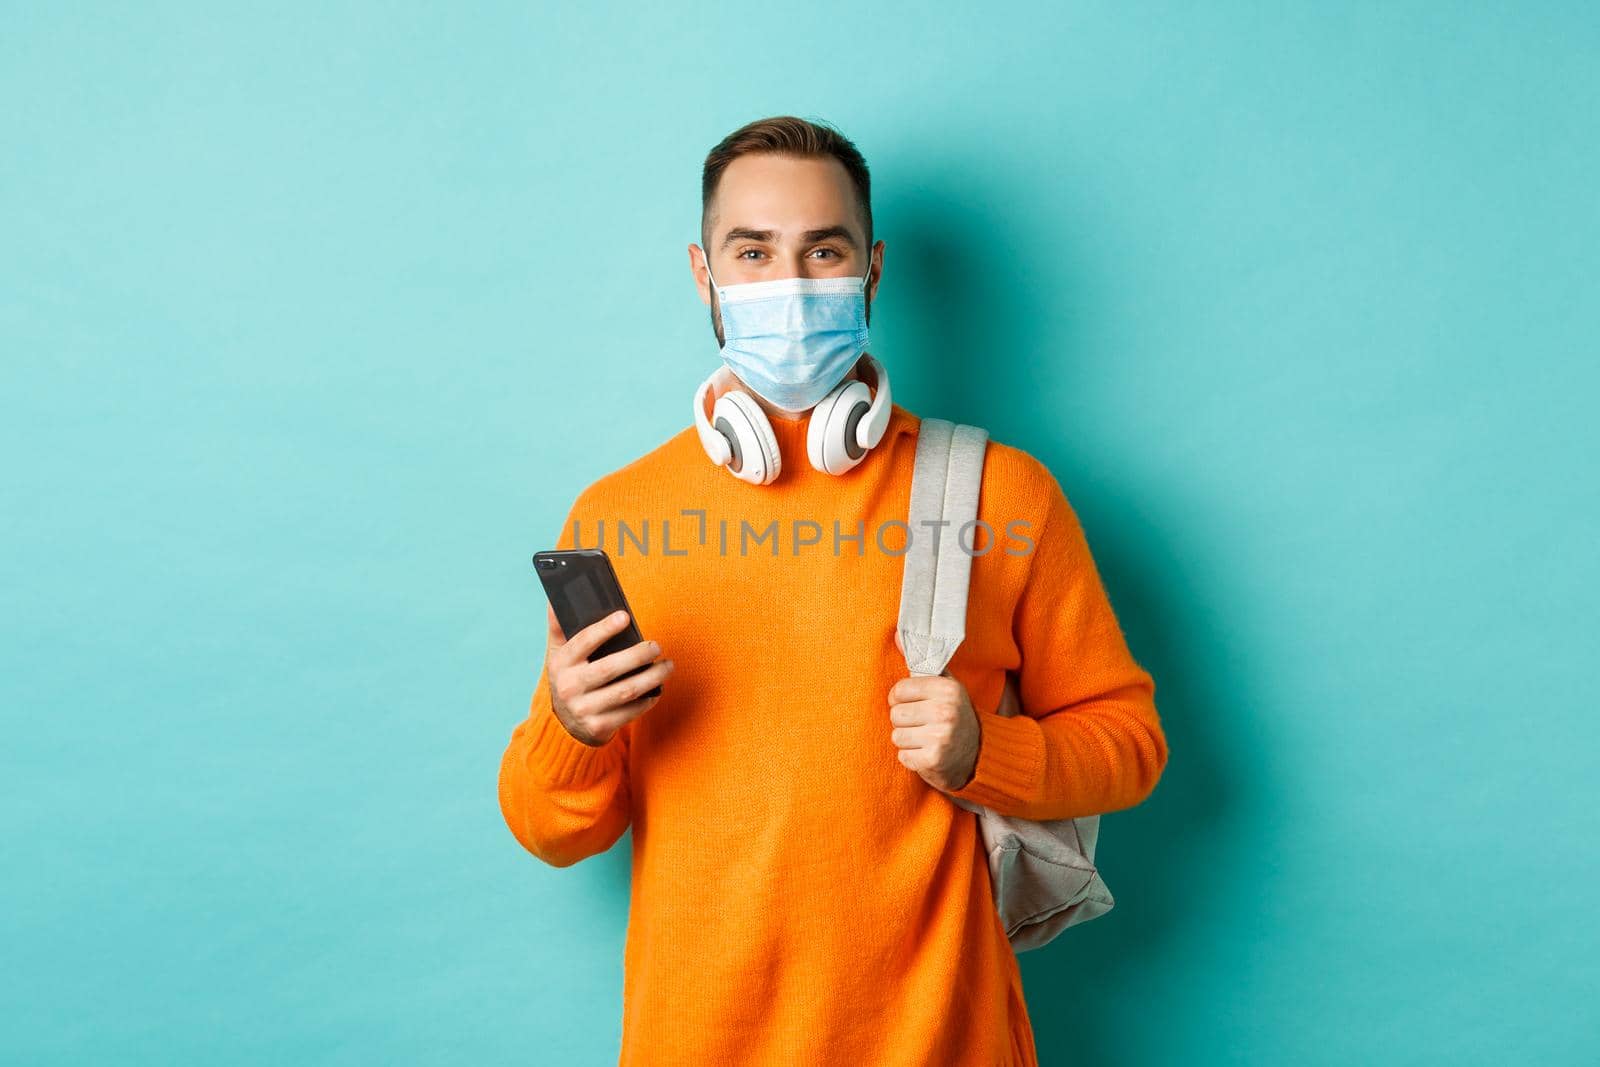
[690,152,885,349]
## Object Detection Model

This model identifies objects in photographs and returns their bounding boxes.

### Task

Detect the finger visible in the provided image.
[888,701,931,727]
[557,609,635,666]
[889,725,929,750]
[889,697,953,726]
[586,689,664,735]
[889,673,956,704]
[584,657,676,715]
[579,635,663,690]
[546,602,568,644]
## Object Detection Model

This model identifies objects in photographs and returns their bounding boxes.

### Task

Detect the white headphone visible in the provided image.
[693,353,893,485]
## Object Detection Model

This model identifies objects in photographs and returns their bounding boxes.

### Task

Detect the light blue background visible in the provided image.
[4,4,1596,1064]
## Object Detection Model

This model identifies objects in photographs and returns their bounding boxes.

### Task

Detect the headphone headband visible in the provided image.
[853,353,892,451]
[693,365,737,466]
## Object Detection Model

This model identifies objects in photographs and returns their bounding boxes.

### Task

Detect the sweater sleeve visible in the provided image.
[943,469,1168,821]
[497,493,634,867]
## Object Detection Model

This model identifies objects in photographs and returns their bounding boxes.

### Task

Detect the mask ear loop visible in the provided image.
[852,251,884,450]
[702,248,719,293]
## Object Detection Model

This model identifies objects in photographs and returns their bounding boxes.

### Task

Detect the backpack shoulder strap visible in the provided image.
[897,418,990,677]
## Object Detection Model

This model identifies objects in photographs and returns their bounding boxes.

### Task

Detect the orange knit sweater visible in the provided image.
[498,400,1167,1067]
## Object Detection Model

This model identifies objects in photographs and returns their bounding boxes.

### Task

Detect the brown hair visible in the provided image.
[701,115,873,253]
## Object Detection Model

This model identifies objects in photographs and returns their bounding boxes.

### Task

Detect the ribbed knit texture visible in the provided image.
[498,395,1168,1067]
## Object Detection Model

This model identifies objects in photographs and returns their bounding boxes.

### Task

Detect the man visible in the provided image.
[498,115,1168,1067]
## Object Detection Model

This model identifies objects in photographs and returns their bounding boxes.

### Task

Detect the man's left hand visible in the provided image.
[887,672,981,793]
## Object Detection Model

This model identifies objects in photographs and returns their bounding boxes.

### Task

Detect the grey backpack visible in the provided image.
[895,418,1115,952]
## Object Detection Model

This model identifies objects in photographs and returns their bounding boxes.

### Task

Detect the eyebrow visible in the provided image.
[719,225,859,250]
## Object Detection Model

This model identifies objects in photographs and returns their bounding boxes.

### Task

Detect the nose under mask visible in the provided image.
[705,252,872,412]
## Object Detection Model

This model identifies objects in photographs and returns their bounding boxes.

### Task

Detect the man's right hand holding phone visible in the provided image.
[545,604,675,747]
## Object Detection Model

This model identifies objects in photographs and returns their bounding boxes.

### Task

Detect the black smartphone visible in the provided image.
[532,548,662,699]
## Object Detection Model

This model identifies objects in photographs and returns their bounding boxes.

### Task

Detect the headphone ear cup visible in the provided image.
[714,390,781,485]
[806,378,872,475]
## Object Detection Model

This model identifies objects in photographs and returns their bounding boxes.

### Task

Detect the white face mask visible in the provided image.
[704,251,872,412]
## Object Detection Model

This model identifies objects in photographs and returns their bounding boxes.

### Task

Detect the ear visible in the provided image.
[689,243,712,305]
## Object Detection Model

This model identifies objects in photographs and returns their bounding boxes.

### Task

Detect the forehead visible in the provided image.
[710,153,864,242]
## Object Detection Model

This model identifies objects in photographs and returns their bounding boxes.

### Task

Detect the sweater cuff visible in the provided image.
[523,703,623,789]
[944,708,1045,811]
